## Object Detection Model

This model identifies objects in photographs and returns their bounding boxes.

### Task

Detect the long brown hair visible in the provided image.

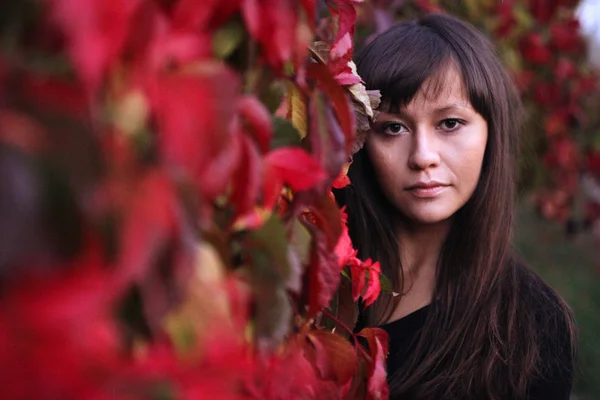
[336,14,576,399]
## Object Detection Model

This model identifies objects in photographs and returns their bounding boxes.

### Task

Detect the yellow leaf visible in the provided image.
[501,45,522,71]
[514,3,534,31]
[111,90,148,136]
[162,242,232,355]
[287,83,308,139]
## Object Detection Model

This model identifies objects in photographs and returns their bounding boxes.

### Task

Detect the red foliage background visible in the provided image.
[0,0,389,398]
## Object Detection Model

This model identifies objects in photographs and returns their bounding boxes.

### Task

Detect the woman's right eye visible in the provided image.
[382,122,407,136]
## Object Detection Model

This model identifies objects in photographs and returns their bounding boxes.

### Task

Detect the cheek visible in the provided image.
[452,134,487,190]
[365,140,407,188]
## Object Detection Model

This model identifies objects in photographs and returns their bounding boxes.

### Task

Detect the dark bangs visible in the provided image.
[355,17,497,123]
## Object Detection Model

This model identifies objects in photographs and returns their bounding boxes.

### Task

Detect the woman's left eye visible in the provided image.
[439,118,464,132]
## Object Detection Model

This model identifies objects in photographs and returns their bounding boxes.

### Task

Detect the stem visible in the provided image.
[321,308,353,336]
[319,308,369,361]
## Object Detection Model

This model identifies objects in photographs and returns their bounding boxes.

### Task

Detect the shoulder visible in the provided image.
[515,262,575,341]
[514,262,576,399]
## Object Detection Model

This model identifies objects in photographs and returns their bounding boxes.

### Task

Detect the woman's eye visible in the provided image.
[382,122,407,136]
[439,118,463,132]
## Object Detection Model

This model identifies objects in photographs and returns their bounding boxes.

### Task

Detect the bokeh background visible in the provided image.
[353,1,600,398]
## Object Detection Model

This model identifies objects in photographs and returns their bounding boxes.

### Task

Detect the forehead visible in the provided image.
[381,64,471,113]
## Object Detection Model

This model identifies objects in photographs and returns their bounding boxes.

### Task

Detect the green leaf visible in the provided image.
[260,81,284,114]
[250,213,290,281]
[249,247,292,352]
[249,214,294,350]
[212,20,245,60]
[341,267,351,281]
[271,116,302,150]
[379,273,393,293]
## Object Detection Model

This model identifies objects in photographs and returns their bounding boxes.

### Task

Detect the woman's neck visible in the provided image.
[386,219,451,323]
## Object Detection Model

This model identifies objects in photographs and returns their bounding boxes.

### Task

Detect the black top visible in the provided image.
[380,299,574,400]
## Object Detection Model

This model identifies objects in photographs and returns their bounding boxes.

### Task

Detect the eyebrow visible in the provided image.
[376,103,472,120]
[433,103,471,113]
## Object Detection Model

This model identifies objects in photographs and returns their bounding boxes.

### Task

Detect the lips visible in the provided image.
[405,181,449,198]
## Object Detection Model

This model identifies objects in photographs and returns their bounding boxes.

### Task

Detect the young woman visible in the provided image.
[336,13,576,400]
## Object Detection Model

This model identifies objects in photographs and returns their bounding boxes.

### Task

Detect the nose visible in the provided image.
[408,130,440,170]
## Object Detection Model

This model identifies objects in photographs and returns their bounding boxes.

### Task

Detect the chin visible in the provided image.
[401,207,457,226]
[412,215,453,226]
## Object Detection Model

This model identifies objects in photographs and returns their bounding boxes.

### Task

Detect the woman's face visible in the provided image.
[366,66,488,226]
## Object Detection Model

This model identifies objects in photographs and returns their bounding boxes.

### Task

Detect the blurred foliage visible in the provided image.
[0,0,390,398]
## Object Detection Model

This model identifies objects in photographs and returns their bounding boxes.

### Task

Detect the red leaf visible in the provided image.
[308,92,348,185]
[573,74,597,96]
[147,25,212,72]
[308,229,342,316]
[334,209,357,268]
[242,0,297,69]
[550,19,584,53]
[198,126,243,201]
[301,0,318,27]
[306,330,358,385]
[332,169,351,189]
[544,111,568,137]
[122,3,211,74]
[230,134,264,217]
[127,339,255,400]
[533,82,561,108]
[47,0,142,90]
[262,161,284,210]
[519,33,551,65]
[348,257,382,306]
[494,0,515,38]
[0,241,122,399]
[238,96,273,154]
[22,76,88,118]
[304,195,345,315]
[528,0,559,23]
[309,193,345,249]
[308,63,356,154]
[0,110,47,154]
[248,341,324,399]
[242,0,314,71]
[334,71,362,86]
[326,0,358,59]
[358,328,389,400]
[172,0,243,31]
[116,171,178,287]
[361,260,382,307]
[151,64,240,188]
[264,147,328,191]
[350,259,366,303]
[514,69,534,93]
[554,58,577,81]
[586,150,600,174]
[241,0,264,44]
